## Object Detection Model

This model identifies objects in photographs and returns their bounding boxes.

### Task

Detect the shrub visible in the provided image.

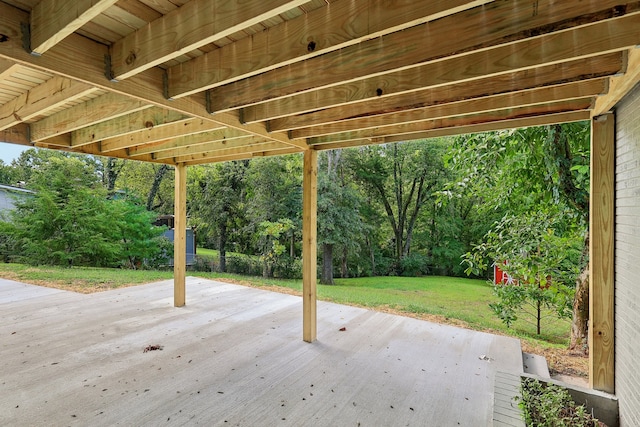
[518,378,601,427]
[399,253,430,276]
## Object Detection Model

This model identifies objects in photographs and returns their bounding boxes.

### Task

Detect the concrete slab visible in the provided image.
[0,277,524,426]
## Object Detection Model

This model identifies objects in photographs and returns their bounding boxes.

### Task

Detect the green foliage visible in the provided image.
[398,252,429,276]
[4,156,164,268]
[518,378,600,427]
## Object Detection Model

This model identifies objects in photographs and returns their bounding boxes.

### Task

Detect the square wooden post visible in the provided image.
[589,113,615,393]
[302,149,318,342]
[174,162,187,307]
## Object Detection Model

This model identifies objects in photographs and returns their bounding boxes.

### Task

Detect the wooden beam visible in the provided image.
[0,1,304,150]
[291,81,606,139]
[172,141,285,163]
[0,58,20,79]
[30,0,119,55]
[30,92,150,141]
[0,76,96,131]
[0,123,31,146]
[593,47,640,116]
[174,163,187,307]
[99,118,221,152]
[166,0,492,98]
[109,0,309,81]
[265,53,623,130]
[307,99,593,145]
[183,147,301,166]
[71,107,188,147]
[127,127,252,157]
[242,12,640,119]
[589,113,615,394]
[312,111,591,150]
[302,148,318,343]
[152,136,266,160]
[208,3,640,112]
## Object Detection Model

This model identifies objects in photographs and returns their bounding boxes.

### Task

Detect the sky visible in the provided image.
[0,142,29,164]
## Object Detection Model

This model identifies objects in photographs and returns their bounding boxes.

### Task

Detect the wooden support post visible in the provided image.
[589,113,615,393]
[302,149,318,342]
[174,162,187,307]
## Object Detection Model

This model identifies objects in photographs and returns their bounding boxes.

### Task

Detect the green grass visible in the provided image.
[0,263,570,348]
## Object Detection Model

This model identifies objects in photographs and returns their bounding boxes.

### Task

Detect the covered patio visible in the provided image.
[1,0,640,423]
[1,277,523,426]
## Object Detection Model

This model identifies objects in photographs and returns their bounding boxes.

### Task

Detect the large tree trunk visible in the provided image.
[146,164,169,211]
[570,263,589,354]
[321,243,334,285]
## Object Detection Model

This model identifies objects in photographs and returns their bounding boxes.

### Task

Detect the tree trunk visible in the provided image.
[570,264,589,354]
[146,164,169,211]
[321,243,334,285]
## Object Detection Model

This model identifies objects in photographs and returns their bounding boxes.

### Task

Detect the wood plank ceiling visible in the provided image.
[0,0,639,166]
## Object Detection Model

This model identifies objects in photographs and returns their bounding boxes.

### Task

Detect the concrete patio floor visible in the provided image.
[0,277,524,426]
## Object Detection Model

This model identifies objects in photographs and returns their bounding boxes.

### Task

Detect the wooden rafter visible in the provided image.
[30,92,149,142]
[265,53,624,130]
[29,0,120,55]
[209,2,640,112]
[313,111,592,150]
[165,0,492,98]
[0,76,96,131]
[0,1,307,153]
[99,118,223,153]
[71,107,189,147]
[127,127,252,157]
[290,80,607,139]
[108,0,310,81]
[593,47,640,116]
[308,99,593,145]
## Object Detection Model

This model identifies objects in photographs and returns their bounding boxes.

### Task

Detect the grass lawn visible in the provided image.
[0,263,581,376]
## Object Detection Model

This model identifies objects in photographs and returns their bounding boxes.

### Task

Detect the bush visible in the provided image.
[272,256,302,279]
[399,253,430,276]
[518,378,601,427]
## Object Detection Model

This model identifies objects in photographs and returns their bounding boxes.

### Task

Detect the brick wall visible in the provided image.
[615,81,640,427]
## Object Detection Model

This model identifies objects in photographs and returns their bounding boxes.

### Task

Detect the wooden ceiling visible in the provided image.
[0,0,639,165]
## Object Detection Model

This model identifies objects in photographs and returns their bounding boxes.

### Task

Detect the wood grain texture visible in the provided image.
[71,106,188,147]
[312,111,591,151]
[30,92,149,141]
[208,2,640,111]
[30,0,119,54]
[0,76,95,131]
[241,11,640,119]
[0,2,302,150]
[110,0,309,80]
[127,127,251,157]
[589,113,615,394]
[307,99,593,145]
[303,148,318,343]
[99,118,221,152]
[593,47,640,116]
[172,141,283,163]
[174,163,187,307]
[166,0,490,98]
[262,54,624,128]
[183,147,301,166]
[290,81,605,139]
[152,136,266,160]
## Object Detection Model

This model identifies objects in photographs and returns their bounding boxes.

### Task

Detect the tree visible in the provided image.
[245,155,302,259]
[6,156,164,267]
[346,140,449,273]
[451,122,590,344]
[190,161,248,272]
[318,150,364,284]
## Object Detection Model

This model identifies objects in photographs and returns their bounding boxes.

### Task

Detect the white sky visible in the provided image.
[0,142,29,164]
